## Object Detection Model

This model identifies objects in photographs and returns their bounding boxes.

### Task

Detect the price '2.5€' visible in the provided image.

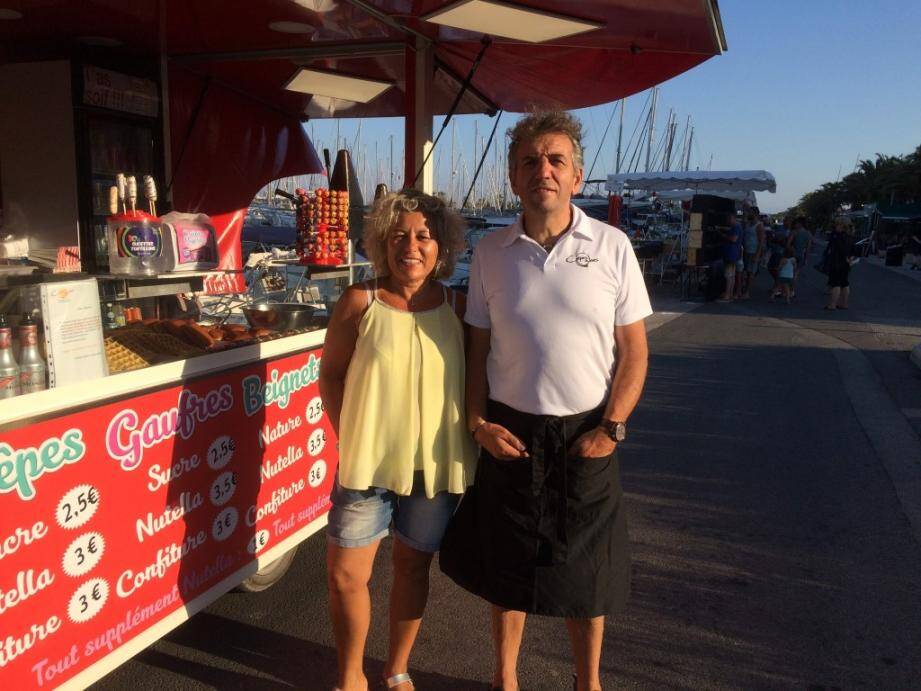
[56,484,100,530]
[207,435,236,471]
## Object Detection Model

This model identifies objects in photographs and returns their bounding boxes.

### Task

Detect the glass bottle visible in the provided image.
[17,313,47,394]
[0,314,20,399]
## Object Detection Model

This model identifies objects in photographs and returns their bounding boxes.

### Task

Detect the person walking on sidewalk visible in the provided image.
[320,190,477,691]
[825,216,856,310]
[440,110,652,691]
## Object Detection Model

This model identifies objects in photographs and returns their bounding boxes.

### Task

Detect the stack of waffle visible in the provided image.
[105,329,204,373]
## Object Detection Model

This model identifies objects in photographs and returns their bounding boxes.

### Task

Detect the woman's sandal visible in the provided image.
[381,672,414,689]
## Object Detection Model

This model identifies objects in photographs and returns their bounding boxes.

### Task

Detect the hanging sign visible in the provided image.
[83,66,159,118]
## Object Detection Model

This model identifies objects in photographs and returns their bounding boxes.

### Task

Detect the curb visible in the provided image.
[912,343,921,372]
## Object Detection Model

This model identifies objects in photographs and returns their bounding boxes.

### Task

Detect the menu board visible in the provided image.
[0,347,335,689]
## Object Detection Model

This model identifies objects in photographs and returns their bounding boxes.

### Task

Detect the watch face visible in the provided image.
[613,422,626,442]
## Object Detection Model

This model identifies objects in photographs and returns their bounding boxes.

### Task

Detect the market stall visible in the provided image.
[605,170,776,292]
[0,2,727,688]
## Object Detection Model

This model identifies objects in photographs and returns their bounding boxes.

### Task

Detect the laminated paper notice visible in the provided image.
[40,279,108,387]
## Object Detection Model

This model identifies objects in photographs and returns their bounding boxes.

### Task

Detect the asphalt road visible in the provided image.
[94,259,921,690]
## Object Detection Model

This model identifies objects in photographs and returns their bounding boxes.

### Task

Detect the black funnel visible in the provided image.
[329,149,365,240]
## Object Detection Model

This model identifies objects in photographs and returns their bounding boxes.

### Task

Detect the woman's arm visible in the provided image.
[318,284,368,437]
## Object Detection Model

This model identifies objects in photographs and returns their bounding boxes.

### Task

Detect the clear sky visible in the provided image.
[301,1,921,213]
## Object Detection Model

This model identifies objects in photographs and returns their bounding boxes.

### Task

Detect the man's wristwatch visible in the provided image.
[598,419,627,443]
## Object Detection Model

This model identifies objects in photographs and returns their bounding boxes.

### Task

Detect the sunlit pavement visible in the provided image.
[94,261,921,690]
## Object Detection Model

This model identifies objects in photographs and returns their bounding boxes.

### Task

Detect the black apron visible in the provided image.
[440,400,631,618]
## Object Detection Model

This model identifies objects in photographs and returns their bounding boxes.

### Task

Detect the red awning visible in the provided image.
[1,1,725,292]
[1,1,726,118]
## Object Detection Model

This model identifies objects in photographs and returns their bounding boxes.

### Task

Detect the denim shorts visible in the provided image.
[327,472,460,553]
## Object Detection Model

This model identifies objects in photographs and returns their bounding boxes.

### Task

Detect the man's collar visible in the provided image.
[499,205,593,248]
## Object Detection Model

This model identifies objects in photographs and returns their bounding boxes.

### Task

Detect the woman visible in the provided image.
[825,217,855,310]
[319,190,477,691]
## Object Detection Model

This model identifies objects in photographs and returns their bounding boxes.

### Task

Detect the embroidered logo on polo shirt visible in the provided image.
[565,252,598,268]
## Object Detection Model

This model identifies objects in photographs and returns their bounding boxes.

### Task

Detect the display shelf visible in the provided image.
[0,329,326,428]
[0,270,89,289]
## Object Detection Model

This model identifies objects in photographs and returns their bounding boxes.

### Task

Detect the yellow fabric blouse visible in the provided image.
[338,285,477,498]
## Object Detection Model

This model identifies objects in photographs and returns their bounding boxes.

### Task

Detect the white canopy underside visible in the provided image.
[607,170,777,193]
[653,189,757,203]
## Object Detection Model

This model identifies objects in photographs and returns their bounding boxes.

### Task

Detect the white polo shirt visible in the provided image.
[465,205,652,416]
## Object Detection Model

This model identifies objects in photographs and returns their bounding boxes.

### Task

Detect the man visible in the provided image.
[440,111,652,691]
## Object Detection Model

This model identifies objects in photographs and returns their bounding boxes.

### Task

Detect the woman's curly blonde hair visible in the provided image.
[363,189,466,280]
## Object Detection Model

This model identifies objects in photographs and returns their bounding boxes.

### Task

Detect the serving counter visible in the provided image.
[0,328,336,689]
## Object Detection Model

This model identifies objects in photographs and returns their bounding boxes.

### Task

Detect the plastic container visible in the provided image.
[106,211,173,275]
[161,212,219,272]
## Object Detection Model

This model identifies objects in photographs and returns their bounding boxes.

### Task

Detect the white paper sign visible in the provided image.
[40,279,108,387]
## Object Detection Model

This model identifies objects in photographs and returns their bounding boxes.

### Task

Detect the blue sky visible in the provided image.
[302,1,921,213]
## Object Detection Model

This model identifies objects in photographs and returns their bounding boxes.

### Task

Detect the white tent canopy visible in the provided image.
[606,170,777,193]
[653,189,757,203]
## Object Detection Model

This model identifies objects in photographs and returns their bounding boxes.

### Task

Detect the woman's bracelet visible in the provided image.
[470,419,488,441]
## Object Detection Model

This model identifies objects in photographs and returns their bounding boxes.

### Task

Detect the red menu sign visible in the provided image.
[0,347,335,689]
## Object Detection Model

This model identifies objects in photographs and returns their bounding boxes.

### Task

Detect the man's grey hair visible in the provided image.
[507,110,585,170]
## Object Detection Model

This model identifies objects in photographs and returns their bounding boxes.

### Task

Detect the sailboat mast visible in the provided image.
[645,87,658,172]
[685,127,694,171]
[664,112,676,171]
[389,134,394,190]
[450,119,456,205]
[615,98,625,174]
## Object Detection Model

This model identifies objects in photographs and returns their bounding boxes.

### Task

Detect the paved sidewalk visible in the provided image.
[859,253,921,369]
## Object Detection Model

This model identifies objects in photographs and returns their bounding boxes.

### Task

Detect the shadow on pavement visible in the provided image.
[133,609,485,690]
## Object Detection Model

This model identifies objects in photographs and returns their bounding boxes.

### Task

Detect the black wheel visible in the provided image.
[235,547,298,592]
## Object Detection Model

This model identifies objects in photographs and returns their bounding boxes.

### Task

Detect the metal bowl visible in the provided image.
[242,302,319,331]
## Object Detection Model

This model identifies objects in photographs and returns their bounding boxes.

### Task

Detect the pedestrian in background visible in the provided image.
[772,246,796,304]
[825,217,856,310]
[768,215,792,296]
[740,209,764,299]
[790,216,813,295]
[320,189,477,691]
[719,213,743,302]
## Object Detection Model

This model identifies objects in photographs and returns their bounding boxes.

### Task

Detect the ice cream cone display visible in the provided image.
[330,148,365,241]
[295,186,349,265]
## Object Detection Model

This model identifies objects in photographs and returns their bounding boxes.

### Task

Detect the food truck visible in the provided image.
[0,2,726,687]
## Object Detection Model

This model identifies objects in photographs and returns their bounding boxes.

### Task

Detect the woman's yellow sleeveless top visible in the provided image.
[338,283,477,498]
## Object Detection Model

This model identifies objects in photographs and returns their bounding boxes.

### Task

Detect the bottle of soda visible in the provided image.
[17,313,47,394]
[0,314,20,399]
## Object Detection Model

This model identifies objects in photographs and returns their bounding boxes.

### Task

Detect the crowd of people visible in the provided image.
[716,209,861,307]
[320,110,651,691]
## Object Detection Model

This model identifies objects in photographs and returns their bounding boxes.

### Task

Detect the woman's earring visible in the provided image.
[435,259,444,274]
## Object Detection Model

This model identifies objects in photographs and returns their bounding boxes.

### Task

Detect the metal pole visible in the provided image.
[615,98,625,174]
[645,87,657,173]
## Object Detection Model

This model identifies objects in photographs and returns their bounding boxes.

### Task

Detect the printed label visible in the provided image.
[115,223,163,259]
